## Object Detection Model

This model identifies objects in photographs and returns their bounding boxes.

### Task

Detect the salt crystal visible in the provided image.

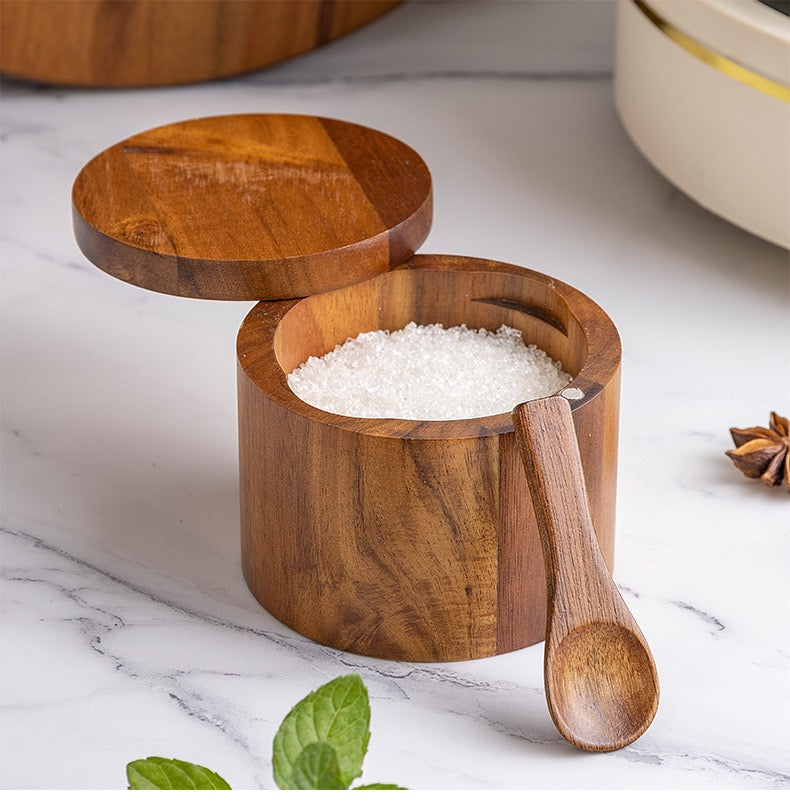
[286,322,571,420]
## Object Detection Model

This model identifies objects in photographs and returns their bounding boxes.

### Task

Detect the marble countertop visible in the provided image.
[2,0,788,791]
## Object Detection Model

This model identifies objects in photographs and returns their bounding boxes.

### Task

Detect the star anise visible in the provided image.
[726,412,789,492]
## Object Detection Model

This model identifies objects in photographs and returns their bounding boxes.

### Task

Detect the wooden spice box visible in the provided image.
[72,114,621,662]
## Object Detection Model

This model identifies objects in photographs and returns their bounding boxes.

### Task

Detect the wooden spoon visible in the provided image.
[512,395,659,752]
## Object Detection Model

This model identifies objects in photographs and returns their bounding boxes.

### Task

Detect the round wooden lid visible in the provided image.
[72,114,433,300]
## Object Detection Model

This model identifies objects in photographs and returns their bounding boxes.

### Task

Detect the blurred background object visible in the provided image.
[614,0,790,248]
[0,0,401,87]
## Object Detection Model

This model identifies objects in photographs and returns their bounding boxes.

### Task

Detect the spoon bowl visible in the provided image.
[547,622,659,752]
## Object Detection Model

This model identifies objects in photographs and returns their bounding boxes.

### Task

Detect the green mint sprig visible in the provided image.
[126,757,231,790]
[126,674,405,790]
[273,672,369,788]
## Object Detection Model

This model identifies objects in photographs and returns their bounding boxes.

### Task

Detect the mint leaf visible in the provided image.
[126,757,231,790]
[289,741,346,789]
[272,674,371,789]
[354,783,408,790]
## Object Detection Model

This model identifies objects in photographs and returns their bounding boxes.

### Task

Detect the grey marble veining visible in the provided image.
[2,0,788,791]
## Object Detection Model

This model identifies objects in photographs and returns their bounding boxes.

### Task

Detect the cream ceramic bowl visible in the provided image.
[615,0,790,248]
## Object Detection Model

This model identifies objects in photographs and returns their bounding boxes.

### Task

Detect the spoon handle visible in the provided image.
[512,396,629,639]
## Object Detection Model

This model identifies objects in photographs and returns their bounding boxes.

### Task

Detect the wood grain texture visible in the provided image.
[71,114,432,300]
[513,396,659,751]
[0,0,401,87]
[237,255,621,661]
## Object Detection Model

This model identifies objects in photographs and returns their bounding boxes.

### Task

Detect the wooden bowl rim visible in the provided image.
[236,254,621,440]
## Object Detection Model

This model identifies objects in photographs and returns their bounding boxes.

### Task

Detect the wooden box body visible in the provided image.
[237,255,621,662]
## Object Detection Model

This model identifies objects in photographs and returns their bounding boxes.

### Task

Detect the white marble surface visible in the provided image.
[2,0,788,791]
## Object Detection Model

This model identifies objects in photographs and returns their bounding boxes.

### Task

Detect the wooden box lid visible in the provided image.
[72,114,433,300]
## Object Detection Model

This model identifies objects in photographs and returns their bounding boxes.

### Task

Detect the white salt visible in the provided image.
[287,322,571,420]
